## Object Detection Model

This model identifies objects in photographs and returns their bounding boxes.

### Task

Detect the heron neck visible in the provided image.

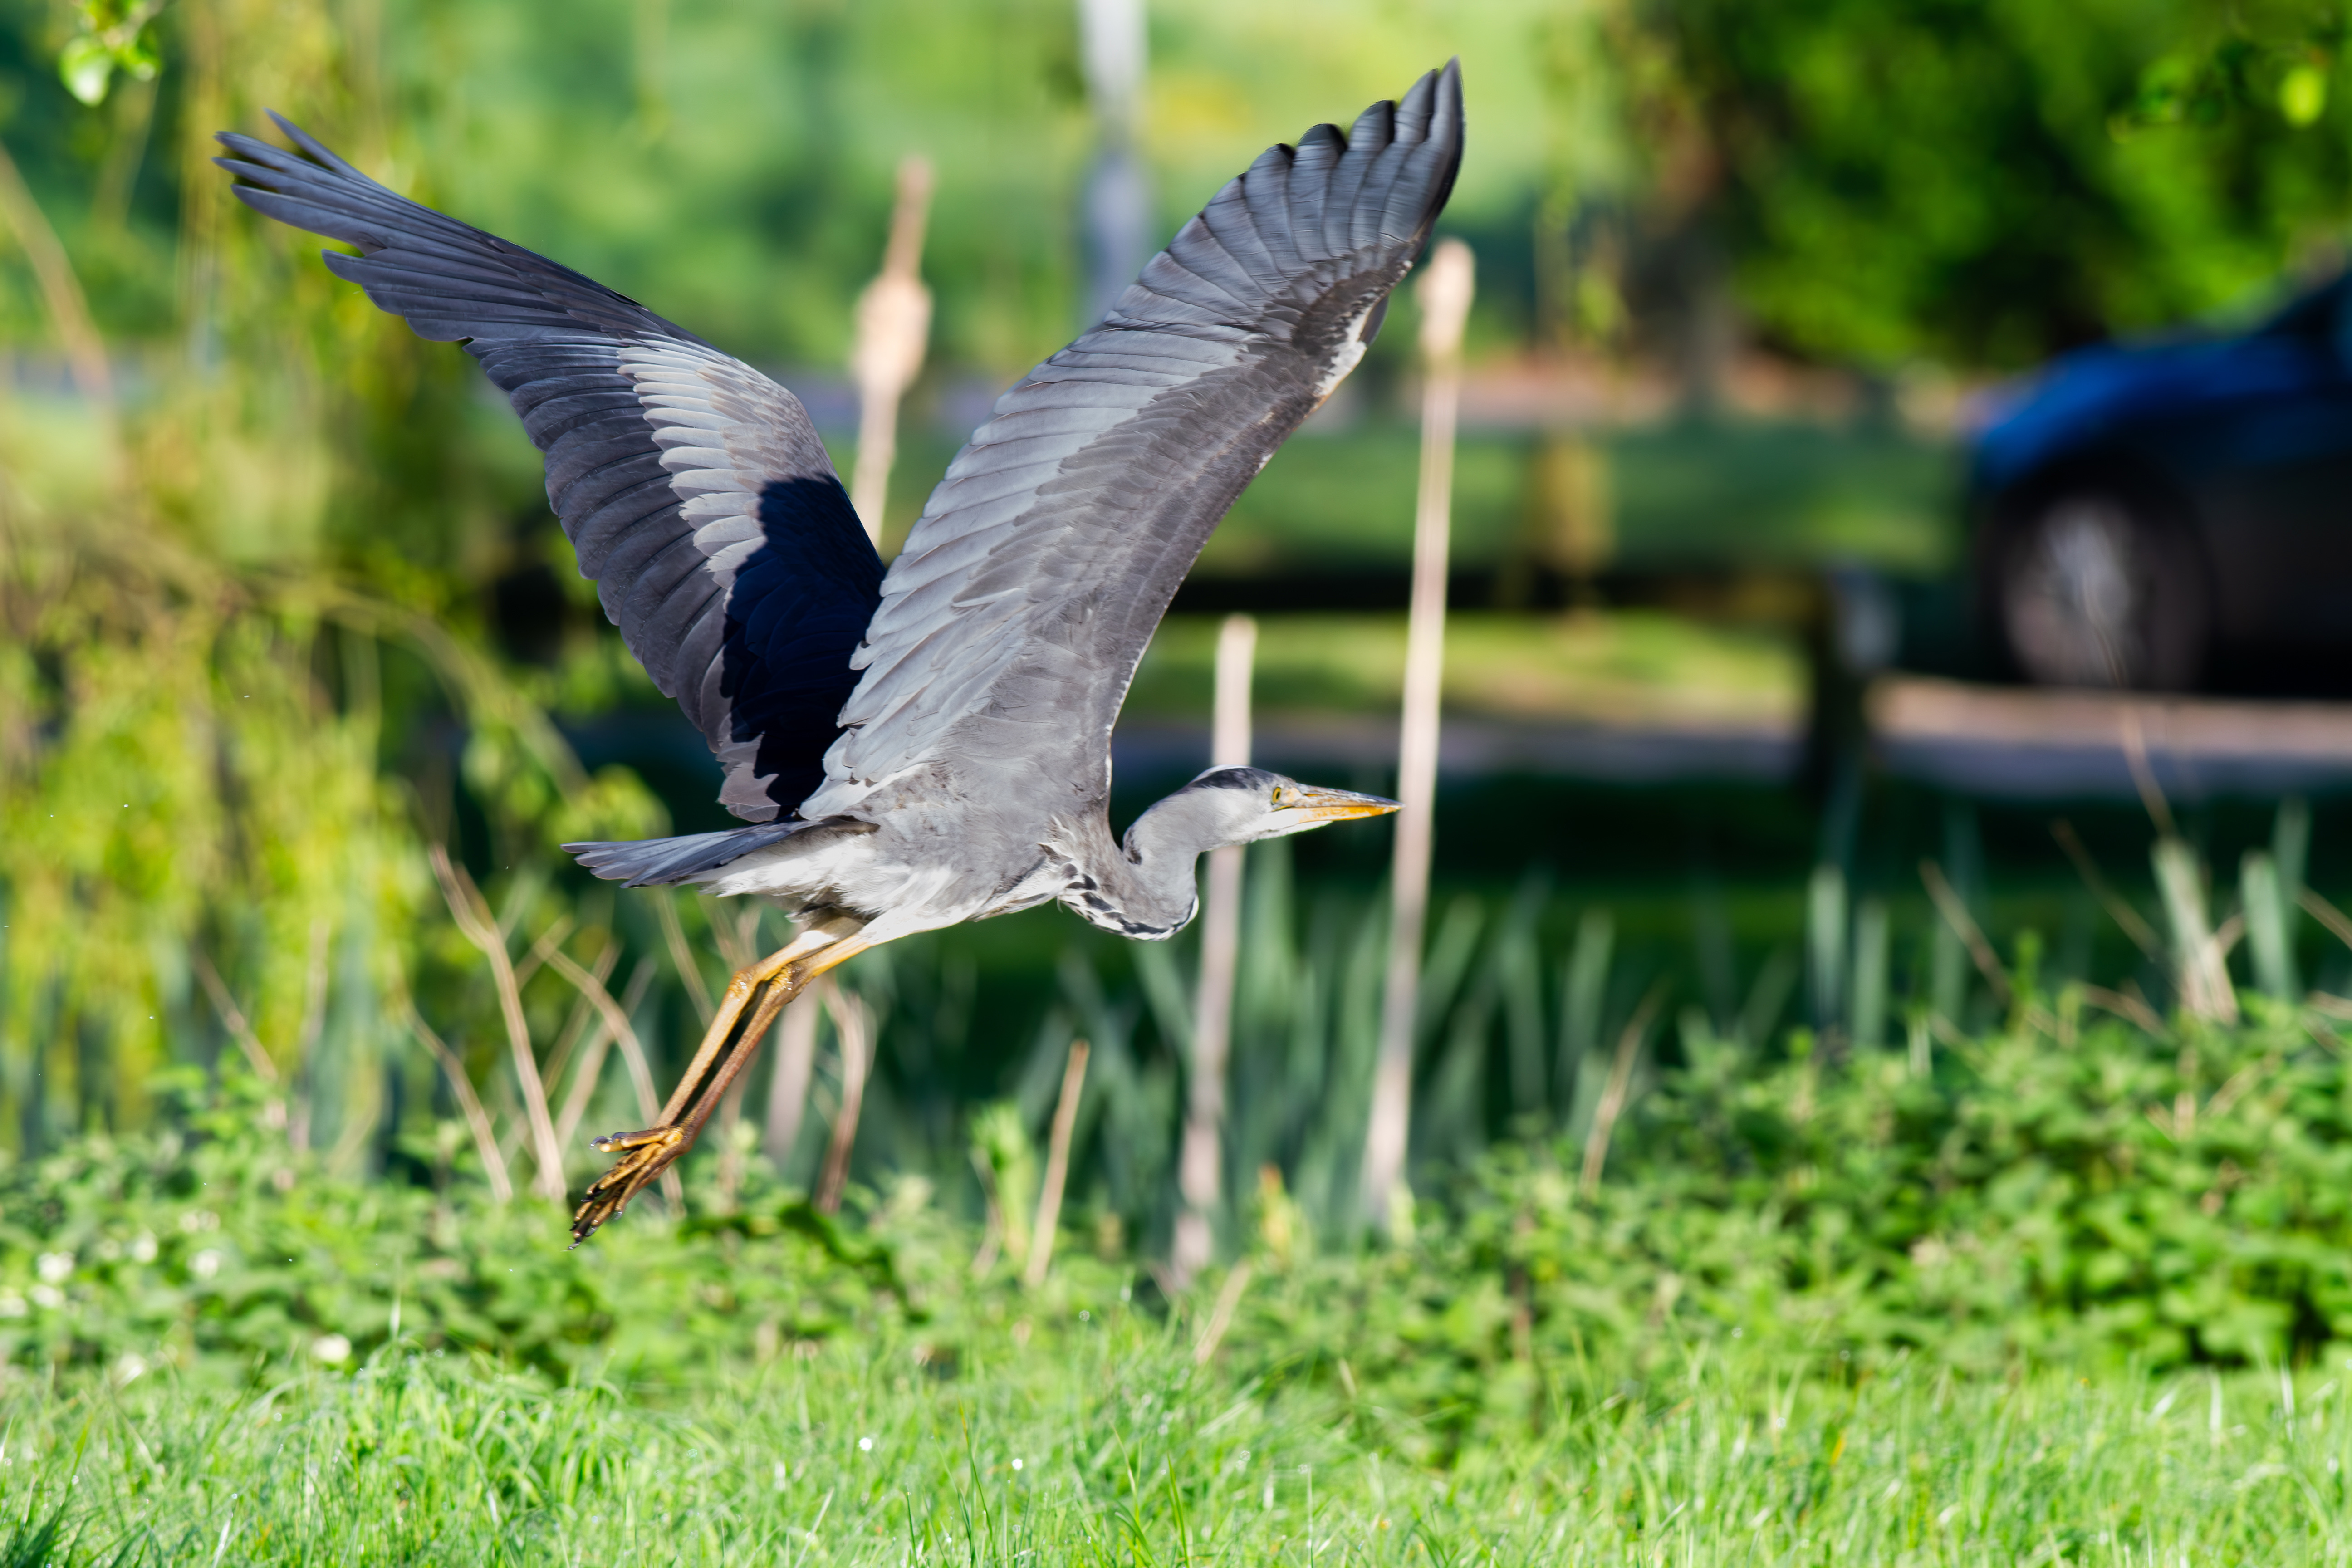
[1055,805,1209,940]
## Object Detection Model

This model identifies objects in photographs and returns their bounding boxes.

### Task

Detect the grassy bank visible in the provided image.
[9,1329,2350,1564]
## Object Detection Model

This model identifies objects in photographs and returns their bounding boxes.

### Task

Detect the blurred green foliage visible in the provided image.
[0,0,1557,377]
[1656,0,2352,366]
[54,0,162,107]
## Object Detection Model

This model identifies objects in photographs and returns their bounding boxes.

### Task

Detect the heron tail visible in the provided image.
[564,822,817,889]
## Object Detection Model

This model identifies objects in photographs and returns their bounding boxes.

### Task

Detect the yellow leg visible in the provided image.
[569,918,872,1246]
[655,913,861,1124]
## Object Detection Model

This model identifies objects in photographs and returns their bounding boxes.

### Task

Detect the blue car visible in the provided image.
[1969,274,2352,690]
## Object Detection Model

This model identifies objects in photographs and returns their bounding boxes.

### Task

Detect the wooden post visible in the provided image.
[1075,0,1151,325]
[763,978,826,1179]
[849,156,935,544]
[1360,239,1474,1234]
[813,985,871,1215]
[1171,613,1255,1284]
[714,1078,748,1212]
[1024,1039,1092,1287]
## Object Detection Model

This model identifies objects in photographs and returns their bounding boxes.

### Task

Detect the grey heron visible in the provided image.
[216,62,1464,1243]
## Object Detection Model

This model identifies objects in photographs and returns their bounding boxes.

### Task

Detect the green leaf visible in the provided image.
[2281,64,2328,127]
[122,28,162,81]
[58,35,113,106]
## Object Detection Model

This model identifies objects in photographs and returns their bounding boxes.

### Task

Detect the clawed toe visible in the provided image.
[591,1125,678,1155]
[565,931,858,1247]
[570,1125,689,1246]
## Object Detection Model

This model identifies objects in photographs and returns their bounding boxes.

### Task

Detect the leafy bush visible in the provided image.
[8,975,2351,1437]
[1223,990,2352,1457]
[0,1072,999,1384]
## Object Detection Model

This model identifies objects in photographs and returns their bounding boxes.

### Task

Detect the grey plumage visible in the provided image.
[567,818,865,890]
[812,63,1461,824]
[217,64,1463,1241]
[215,119,882,822]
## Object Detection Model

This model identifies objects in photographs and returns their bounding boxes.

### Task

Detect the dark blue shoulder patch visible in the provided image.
[719,475,884,818]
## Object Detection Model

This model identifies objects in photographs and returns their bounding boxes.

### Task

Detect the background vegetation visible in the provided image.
[12,2,2352,1553]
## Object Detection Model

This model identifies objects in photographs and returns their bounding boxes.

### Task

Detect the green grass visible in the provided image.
[880,419,1954,578]
[11,981,2352,1561]
[1127,610,1806,730]
[1176,420,1956,578]
[14,1326,2352,1563]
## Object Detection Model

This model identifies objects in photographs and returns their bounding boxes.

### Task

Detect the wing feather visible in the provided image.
[1240,146,1304,274]
[1324,101,1393,257]
[1196,178,1286,292]
[216,118,883,819]
[1285,124,1345,265]
[803,63,1463,821]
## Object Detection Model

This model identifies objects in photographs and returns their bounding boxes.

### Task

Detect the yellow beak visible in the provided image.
[1284,785,1402,823]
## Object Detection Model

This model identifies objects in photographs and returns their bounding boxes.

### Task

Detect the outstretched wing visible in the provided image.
[214,118,882,822]
[800,63,1462,822]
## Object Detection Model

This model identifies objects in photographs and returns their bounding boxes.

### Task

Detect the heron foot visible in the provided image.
[566,919,874,1248]
[570,1125,688,1245]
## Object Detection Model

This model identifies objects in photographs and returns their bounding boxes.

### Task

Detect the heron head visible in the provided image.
[1167,765,1400,849]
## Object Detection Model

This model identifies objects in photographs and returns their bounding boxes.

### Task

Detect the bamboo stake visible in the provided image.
[715,1078,750,1212]
[813,985,872,1215]
[1024,1039,1093,1288]
[710,902,763,1210]
[1076,0,1151,323]
[427,846,566,1202]
[848,156,935,542]
[764,977,828,1175]
[1361,238,1475,1231]
[1171,612,1255,1283]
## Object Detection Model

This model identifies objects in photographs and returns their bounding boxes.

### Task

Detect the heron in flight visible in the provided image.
[217,63,1464,1243]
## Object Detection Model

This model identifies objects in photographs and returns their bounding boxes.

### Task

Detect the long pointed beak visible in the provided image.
[1288,786,1401,823]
